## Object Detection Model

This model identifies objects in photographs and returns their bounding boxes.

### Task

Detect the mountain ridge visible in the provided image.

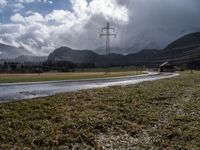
[0,43,32,59]
[2,32,200,68]
[48,32,200,67]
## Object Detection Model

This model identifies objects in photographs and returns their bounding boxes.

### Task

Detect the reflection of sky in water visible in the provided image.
[0,73,179,102]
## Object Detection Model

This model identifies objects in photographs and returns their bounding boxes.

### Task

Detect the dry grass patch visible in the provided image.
[0,71,140,83]
[1,71,200,149]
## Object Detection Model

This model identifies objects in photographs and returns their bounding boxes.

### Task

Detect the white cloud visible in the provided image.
[45,10,76,25]
[0,0,7,9]
[88,0,129,23]
[10,13,25,22]
[1,0,200,55]
[25,12,44,22]
[0,0,129,55]
[15,0,52,4]
[13,3,25,12]
[10,12,44,23]
[15,0,35,3]
[48,1,53,4]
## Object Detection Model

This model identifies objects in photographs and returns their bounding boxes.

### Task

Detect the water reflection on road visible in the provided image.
[0,72,179,102]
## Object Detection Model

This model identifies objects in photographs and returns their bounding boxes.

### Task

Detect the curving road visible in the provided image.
[0,72,179,102]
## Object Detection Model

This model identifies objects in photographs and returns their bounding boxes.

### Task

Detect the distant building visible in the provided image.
[160,62,175,72]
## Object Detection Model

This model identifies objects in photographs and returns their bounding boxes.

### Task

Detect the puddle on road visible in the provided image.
[0,73,179,102]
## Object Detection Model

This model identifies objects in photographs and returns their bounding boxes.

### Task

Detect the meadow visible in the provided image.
[0,71,141,83]
[1,71,200,149]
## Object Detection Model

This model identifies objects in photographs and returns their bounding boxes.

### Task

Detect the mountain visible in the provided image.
[48,32,200,68]
[48,47,125,67]
[47,46,160,67]
[93,47,128,55]
[134,32,200,66]
[165,32,200,50]
[126,32,200,65]
[0,43,32,59]
[125,49,161,64]
[14,55,47,63]
[94,45,158,55]
[157,32,200,64]
[48,47,100,63]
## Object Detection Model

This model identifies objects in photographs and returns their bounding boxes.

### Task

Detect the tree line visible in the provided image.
[0,61,95,73]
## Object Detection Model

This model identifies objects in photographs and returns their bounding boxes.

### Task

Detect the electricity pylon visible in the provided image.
[100,22,116,74]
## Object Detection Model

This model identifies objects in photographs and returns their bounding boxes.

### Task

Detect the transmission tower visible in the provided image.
[100,22,116,74]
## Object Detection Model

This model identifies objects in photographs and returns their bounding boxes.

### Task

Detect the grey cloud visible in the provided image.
[115,0,200,49]
[1,0,200,55]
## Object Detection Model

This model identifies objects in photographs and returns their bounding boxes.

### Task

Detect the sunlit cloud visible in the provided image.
[0,0,200,55]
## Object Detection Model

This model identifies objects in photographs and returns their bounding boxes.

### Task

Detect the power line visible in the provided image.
[100,22,116,74]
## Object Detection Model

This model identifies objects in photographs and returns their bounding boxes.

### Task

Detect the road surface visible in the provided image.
[0,72,179,102]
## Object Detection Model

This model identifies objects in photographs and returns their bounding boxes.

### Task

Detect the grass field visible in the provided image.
[0,71,142,83]
[1,71,200,149]
[76,66,143,72]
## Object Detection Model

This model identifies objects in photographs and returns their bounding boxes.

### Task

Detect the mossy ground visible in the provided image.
[0,71,200,149]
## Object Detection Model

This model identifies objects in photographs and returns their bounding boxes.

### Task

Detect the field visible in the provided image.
[0,71,141,83]
[1,71,200,149]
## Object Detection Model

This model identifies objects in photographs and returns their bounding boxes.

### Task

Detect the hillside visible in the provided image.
[48,32,200,68]
[157,32,200,65]
[165,32,200,50]
[0,43,32,59]
[48,47,99,63]
[14,55,47,63]
[48,47,125,67]
[48,46,162,67]
[125,32,200,65]
[93,47,128,55]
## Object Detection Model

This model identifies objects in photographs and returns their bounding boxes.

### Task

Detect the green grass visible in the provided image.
[0,71,141,83]
[1,71,200,149]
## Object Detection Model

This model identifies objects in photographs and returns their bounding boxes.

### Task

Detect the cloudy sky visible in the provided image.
[0,0,200,55]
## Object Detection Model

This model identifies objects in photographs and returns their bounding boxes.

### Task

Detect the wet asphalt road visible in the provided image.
[0,72,179,102]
